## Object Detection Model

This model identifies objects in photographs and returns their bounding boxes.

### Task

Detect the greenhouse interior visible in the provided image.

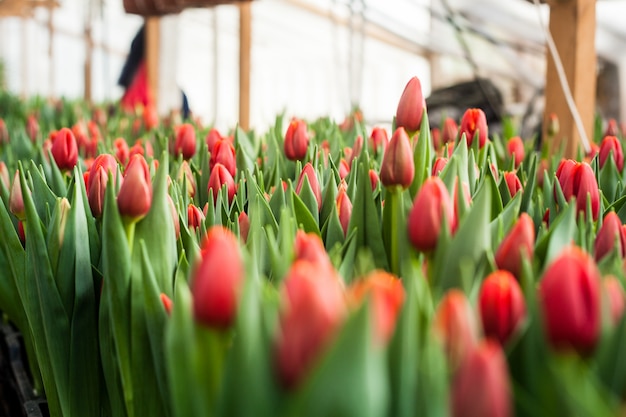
[3,0,626,416]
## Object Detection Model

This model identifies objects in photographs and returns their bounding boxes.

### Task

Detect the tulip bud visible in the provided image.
[380,127,414,189]
[192,226,244,328]
[594,211,626,261]
[210,139,237,177]
[452,340,512,417]
[432,157,448,177]
[573,162,600,221]
[348,270,405,345]
[407,176,456,252]
[547,113,559,137]
[0,118,8,145]
[605,118,619,137]
[294,230,334,271]
[177,160,197,197]
[173,123,197,160]
[87,154,119,218]
[433,289,480,370]
[51,128,79,171]
[275,260,346,388]
[442,117,458,145]
[599,135,624,172]
[539,246,601,353]
[459,108,488,148]
[431,128,442,151]
[604,276,625,325]
[0,161,9,190]
[295,163,322,211]
[506,136,525,168]
[208,163,237,205]
[117,155,152,219]
[238,211,250,243]
[495,213,535,278]
[338,159,350,180]
[114,138,130,166]
[336,183,353,237]
[10,170,26,220]
[503,171,522,197]
[395,76,425,133]
[187,204,205,230]
[369,169,379,192]
[160,293,173,316]
[26,115,39,143]
[347,135,364,167]
[284,119,309,161]
[205,128,225,152]
[369,127,389,155]
[479,271,526,345]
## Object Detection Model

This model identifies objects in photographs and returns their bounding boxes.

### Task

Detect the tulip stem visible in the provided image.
[124,218,137,254]
[383,187,404,276]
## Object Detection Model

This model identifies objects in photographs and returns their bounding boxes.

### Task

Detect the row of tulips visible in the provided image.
[1,77,626,417]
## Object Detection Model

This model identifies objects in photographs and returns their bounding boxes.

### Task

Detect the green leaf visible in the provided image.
[541,202,577,269]
[292,190,321,236]
[409,113,432,197]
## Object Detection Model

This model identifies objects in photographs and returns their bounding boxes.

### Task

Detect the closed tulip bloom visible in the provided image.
[395,76,425,133]
[479,271,526,345]
[205,128,226,153]
[9,170,25,220]
[336,184,353,237]
[506,136,525,168]
[177,160,197,197]
[495,213,535,278]
[284,119,309,161]
[208,163,237,204]
[556,158,577,195]
[594,211,626,261]
[503,171,522,197]
[187,204,205,230]
[114,138,130,165]
[573,162,600,221]
[348,270,405,345]
[117,155,152,219]
[210,139,237,177]
[369,169,379,192]
[433,289,480,370]
[51,127,78,171]
[431,128,442,151]
[295,163,322,211]
[539,246,601,353]
[604,276,625,325]
[599,135,624,172]
[275,260,346,388]
[407,176,456,252]
[348,135,363,167]
[432,157,448,176]
[338,159,350,180]
[0,118,8,144]
[88,154,118,218]
[369,127,389,155]
[380,127,414,188]
[294,230,334,271]
[0,161,9,190]
[442,117,458,145]
[238,211,250,243]
[173,123,197,159]
[605,118,619,137]
[192,226,244,328]
[459,108,488,148]
[452,340,512,417]
[26,115,39,143]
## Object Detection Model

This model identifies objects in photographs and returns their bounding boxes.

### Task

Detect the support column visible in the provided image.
[146,16,160,109]
[239,1,251,130]
[543,0,596,158]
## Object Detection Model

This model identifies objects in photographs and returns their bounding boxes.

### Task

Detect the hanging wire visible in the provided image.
[531,0,591,154]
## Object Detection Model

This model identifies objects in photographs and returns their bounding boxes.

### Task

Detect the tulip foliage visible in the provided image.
[2,80,626,417]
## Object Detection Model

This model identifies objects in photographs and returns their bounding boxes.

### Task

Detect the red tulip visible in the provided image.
[26,115,39,143]
[114,138,130,165]
[192,226,244,328]
[432,157,448,177]
[0,161,9,190]
[295,163,322,211]
[594,211,626,261]
[495,213,535,278]
[506,136,524,168]
[395,76,425,133]
[17,220,25,244]
[536,159,549,190]
[205,128,226,152]
[599,135,624,172]
[604,276,625,325]
[336,183,353,237]
[187,204,205,230]
[338,158,350,180]
[173,123,197,159]
[539,246,601,353]
[369,127,389,155]
[210,139,237,177]
[559,160,600,221]
[208,163,236,204]
[0,118,8,144]
[284,118,309,161]
[275,260,346,388]
[503,172,522,198]
[407,176,456,252]
[479,271,526,345]
[433,289,479,370]
[348,270,405,345]
[294,230,333,271]
[459,108,488,148]
[442,117,458,145]
[87,154,119,218]
[431,128,442,151]
[348,135,363,167]
[369,169,379,192]
[605,118,619,137]
[452,340,512,417]
[380,127,414,189]
[238,211,250,243]
[51,128,78,171]
[9,170,25,220]
[117,155,152,219]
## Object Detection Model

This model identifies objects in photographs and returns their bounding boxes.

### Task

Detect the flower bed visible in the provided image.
[1,77,626,417]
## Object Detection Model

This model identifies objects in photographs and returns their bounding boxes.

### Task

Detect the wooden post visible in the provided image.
[145,17,160,109]
[239,1,251,131]
[84,26,92,102]
[543,0,596,158]
[47,2,54,97]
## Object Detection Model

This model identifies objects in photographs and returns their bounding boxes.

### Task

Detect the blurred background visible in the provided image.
[0,0,625,133]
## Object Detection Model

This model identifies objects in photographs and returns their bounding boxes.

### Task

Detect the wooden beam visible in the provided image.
[239,1,251,130]
[543,0,596,158]
[145,17,160,109]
